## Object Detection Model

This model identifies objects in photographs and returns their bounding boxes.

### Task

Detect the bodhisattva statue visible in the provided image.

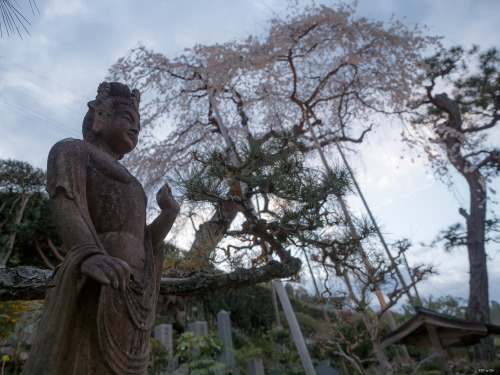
[23,82,179,375]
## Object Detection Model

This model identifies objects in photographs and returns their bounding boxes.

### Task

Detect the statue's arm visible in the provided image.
[47,140,129,290]
[50,191,130,291]
[147,184,180,249]
[50,189,99,250]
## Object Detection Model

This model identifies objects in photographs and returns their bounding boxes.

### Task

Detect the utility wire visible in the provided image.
[0,100,79,140]
[0,75,84,119]
[0,56,88,102]
[0,63,85,114]
[0,56,87,140]
[0,95,80,139]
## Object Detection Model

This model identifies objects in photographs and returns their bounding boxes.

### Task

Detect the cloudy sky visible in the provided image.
[1,0,499,305]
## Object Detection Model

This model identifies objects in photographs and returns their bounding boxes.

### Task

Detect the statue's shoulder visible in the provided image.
[48,138,89,167]
[49,138,88,156]
[47,139,89,199]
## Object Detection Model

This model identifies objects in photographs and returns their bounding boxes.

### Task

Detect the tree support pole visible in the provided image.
[302,248,330,324]
[274,280,316,375]
[335,142,418,311]
[425,323,450,375]
[304,118,410,360]
[304,119,395,322]
[269,281,281,327]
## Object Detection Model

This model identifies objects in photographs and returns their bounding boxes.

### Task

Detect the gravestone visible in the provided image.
[154,324,173,361]
[217,309,236,372]
[248,357,264,375]
[314,359,340,375]
[188,321,208,336]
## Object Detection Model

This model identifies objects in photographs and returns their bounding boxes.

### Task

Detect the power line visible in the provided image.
[0,63,85,115]
[0,55,89,103]
[0,100,79,139]
[0,95,80,139]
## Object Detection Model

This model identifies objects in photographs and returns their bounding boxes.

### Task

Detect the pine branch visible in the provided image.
[0,257,301,300]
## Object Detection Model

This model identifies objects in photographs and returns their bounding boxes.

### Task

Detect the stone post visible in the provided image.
[248,357,265,375]
[153,324,173,362]
[217,309,236,372]
[188,321,208,336]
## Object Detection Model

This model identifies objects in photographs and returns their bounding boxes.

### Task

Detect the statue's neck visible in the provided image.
[88,139,123,161]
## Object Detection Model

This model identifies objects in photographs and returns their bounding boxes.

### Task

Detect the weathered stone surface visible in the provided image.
[315,360,340,375]
[188,321,208,336]
[22,82,179,375]
[217,309,235,372]
[248,357,264,375]
[154,324,173,361]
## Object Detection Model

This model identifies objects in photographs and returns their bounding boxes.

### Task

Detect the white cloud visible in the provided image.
[44,0,85,19]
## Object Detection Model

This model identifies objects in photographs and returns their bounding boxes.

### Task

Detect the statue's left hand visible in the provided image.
[156,183,180,213]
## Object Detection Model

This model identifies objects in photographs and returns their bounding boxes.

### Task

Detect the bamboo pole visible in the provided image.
[269,281,281,326]
[335,142,417,311]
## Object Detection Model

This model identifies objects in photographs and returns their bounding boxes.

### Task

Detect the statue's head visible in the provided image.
[82,82,141,159]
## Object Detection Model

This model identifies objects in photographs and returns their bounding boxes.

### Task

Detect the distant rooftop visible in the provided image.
[382,306,500,348]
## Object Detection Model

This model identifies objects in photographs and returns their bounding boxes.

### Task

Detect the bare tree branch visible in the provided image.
[0,258,301,301]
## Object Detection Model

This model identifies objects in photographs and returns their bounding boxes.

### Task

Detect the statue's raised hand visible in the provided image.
[81,254,130,291]
[156,183,180,213]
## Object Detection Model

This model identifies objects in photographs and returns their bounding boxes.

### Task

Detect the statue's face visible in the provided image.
[97,104,140,157]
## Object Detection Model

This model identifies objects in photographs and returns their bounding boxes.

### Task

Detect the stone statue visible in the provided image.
[23,82,179,375]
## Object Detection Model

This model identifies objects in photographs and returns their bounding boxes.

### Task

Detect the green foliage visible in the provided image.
[229,327,277,373]
[173,331,224,375]
[162,242,185,271]
[267,326,305,375]
[191,285,336,372]
[0,159,63,267]
[417,45,500,176]
[289,311,325,336]
[453,47,500,114]
[0,301,31,341]
[287,292,333,322]
[198,285,275,335]
[148,338,171,375]
[490,300,500,325]
[0,159,45,194]
[417,45,500,361]
[198,283,332,337]
[0,191,62,267]
[489,358,500,372]
[233,342,262,365]
[176,130,351,267]
[0,300,43,374]
[334,311,373,360]
[431,219,500,253]
[180,130,349,208]
[0,300,42,340]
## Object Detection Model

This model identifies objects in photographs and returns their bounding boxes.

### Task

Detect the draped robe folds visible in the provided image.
[23,139,163,375]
